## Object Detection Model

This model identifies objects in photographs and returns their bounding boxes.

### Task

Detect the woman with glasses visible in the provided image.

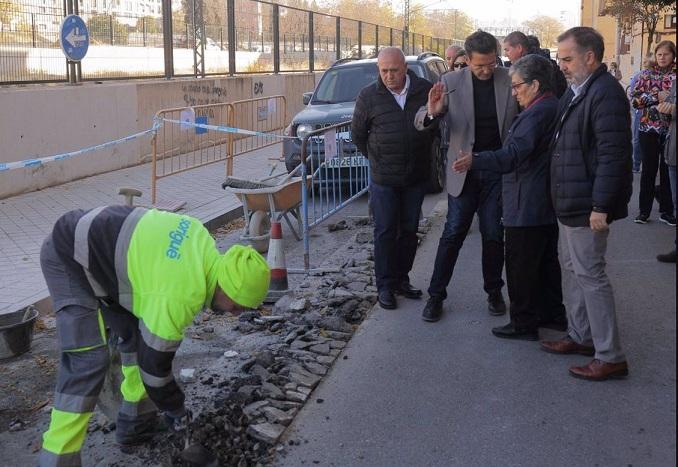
[452,50,467,70]
[452,54,566,341]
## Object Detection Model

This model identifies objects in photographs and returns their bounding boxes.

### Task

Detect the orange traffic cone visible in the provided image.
[264,221,289,303]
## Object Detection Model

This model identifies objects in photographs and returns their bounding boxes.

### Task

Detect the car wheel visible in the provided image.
[427,136,446,193]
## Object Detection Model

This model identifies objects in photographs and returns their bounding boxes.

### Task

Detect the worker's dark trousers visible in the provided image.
[38,236,156,467]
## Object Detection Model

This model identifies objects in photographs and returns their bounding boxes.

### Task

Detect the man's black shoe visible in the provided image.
[422,298,443,322]
[657,250,678,263]
[378,290,397,309]
[394,281,423,299]
[659,213,677,226]
[487,290,507,316]
[634,213,649,224]
[491,323,539,341]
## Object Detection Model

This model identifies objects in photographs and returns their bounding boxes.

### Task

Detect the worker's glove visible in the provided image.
[164,407,192,432]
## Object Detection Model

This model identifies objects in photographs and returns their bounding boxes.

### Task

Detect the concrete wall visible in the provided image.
[0,72,320,199]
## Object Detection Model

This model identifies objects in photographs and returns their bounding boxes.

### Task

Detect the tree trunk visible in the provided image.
[645,17,659,56]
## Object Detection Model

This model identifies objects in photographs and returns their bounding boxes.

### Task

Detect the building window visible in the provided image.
[665,14,676,29]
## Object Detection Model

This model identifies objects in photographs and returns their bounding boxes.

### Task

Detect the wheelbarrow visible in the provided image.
[222,172,310,253]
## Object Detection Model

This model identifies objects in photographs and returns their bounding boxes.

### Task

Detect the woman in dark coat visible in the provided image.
[453,54,566,340]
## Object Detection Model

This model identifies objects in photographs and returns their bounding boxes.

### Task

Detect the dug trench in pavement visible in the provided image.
[0,191,447,466]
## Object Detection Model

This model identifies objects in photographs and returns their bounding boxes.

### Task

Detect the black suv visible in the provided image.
[283,52,448,192]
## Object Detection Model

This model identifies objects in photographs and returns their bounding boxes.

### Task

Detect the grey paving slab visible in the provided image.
[0,144,283,316]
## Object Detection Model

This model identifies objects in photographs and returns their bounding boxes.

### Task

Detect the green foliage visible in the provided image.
[522,15,565,48]
[411,9,474,41]
[136,15,161,34]
[0,0,18,28]
[87,14,129,45]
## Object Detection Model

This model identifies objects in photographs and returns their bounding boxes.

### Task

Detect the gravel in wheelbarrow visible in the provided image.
[221,177,275,190]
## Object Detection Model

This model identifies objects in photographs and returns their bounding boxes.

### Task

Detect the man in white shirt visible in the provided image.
[352,48,434,310]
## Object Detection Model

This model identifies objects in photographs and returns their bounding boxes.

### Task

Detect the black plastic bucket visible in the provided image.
[0,306,39,360]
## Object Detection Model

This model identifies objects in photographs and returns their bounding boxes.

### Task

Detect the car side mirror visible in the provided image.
[303,92,313,105]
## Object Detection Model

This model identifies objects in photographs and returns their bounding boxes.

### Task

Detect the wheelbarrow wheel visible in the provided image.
[249,210,271,253]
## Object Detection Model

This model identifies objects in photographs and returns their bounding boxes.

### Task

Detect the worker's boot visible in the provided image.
[116,411,167,447]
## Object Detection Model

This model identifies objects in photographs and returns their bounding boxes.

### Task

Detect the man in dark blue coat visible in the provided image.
[541,27,632,381]
[352,47,433,310]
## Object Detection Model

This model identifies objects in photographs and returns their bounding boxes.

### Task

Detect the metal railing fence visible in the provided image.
[151,95,287,203]
[1,0,459,84]
[299,121,369,270]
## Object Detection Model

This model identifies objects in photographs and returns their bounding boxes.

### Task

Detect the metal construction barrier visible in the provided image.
[228,96,288,175]
[299,121,370,270]
[151,95,287,203]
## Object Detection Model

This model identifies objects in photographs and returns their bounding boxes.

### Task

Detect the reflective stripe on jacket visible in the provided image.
[51,206,221,411]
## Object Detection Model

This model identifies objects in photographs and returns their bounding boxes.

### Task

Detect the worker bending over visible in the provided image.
[38,205,270,467]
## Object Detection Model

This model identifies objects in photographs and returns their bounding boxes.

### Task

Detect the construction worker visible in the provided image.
[37,205,271,467]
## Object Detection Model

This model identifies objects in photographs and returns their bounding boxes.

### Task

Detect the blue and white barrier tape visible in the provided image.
[162,118,297,139]
[0,121,162,173]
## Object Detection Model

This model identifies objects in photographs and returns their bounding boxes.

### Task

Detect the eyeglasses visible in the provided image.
[470,61,497,71]
[453,62,467,69]
[511,81,528,90]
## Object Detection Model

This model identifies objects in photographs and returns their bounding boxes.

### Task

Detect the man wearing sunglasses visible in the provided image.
[414,30,519,322]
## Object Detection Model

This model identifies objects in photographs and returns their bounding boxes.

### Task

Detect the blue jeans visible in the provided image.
[370,180,427,291]
[631,110,642,170]
[428,170,504,300]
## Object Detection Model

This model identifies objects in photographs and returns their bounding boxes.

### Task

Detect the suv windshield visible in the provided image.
[311,62,428,104]
[312,64,378,104]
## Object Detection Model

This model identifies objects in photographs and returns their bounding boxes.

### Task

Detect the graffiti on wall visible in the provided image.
[182,83,229,107]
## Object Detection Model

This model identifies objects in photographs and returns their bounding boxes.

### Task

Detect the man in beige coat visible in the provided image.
[415,30,519,322]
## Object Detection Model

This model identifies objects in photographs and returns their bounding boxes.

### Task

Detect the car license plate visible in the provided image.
[324,155,368,168]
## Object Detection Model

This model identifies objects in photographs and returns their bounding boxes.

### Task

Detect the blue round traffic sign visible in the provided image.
[59,15,89,62]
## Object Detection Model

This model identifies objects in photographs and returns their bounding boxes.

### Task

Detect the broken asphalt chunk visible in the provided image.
[246,423,285,444]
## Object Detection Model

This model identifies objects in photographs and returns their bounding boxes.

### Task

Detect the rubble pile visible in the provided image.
[143,219,432,466]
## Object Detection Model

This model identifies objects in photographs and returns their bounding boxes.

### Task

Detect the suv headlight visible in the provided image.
[296,124,314,139]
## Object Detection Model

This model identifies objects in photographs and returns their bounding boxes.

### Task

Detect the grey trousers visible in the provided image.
[558,222,626,363]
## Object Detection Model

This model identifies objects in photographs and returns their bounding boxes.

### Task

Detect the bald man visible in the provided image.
[352,47,434,310]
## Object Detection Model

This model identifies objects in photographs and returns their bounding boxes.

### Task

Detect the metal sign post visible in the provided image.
[60,12,89,84]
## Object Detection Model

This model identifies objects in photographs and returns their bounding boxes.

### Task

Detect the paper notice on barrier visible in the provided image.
[268,98,277,115]
[180,108,195,131]
[324,128,337,161]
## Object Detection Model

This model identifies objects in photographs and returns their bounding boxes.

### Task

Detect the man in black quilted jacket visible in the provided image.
[541,27,633,381]
[351,47,433,310]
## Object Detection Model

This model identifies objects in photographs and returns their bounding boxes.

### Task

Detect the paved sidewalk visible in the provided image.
[0,144,283,316]
[276,180,677,467]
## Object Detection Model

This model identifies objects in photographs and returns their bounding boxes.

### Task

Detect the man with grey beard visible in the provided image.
[541,27,632,381]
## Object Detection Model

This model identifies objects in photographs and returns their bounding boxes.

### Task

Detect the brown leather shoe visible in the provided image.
[569,359,629,381]
[540,336,595,356]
